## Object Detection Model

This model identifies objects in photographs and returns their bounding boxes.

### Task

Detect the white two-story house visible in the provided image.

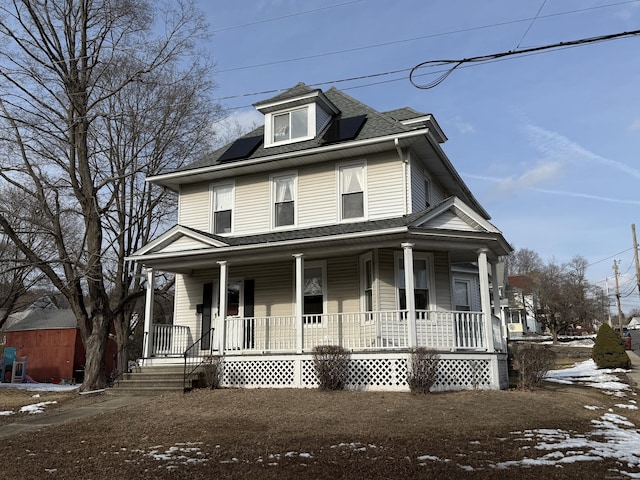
[128,83,513,391]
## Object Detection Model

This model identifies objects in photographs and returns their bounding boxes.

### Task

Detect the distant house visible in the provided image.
[629,317,640,330]
[128,83,513,391]
[503,275,543,337]
[3,301,117,383]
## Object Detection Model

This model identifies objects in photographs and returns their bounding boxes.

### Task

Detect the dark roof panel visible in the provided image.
[218,135,263,163]
[323,115,367,144]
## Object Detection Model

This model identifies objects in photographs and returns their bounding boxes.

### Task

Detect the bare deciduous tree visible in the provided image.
[0,0,221,390]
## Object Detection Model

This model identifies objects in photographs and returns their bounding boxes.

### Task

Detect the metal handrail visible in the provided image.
[183,328,214,392]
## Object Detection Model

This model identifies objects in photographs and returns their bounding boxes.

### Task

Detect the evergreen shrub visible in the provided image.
[592,323,631,369]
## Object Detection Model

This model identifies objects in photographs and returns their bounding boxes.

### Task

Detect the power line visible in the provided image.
[211,0,362,33]
[516,0,548,49]
[410,29,640,89]
[216,0,640,73]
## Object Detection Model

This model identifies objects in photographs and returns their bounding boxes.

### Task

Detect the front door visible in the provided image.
[225,280,256,349]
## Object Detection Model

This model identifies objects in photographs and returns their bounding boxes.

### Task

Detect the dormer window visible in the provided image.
[273,108,308,143]
[255,84,338,148]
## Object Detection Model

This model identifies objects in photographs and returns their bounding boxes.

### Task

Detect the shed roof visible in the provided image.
[5,308,76,332]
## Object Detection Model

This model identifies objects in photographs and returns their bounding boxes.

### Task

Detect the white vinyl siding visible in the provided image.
[377,249,397,311]
[298,163,336,227]
[178,183,210,230]
[315,105,332,134]
[410,160,427,213]
[326,256,359,313]
[160,236,210,253]
[366,154,405,219]
[433,252,452,311]
[429,210,476,231]
[233,174,270,235]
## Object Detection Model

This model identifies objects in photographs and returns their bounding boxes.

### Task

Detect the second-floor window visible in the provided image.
[272,173,296,227]
[339,163,365,220]
[213,184,233,234]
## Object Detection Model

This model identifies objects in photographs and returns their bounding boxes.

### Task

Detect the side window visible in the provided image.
[339,163,365,220]
[272,173,296,228]
[454,279,471,311]
[424,178,431,208]
[303,263,325,322]
[360,253,374,312]
[212,184,233,234]
[397,255,431,310]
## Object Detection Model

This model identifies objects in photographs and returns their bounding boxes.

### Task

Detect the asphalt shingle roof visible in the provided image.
[5,308,76,332]
[174,84,421,173]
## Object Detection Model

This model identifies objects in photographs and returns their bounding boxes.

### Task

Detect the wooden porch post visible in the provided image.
[477,249,496,352]
[142,268,154,360]
[217,261,228,353]
[294,253,304,354]
[491,261,506,346]
[402,243,417,348]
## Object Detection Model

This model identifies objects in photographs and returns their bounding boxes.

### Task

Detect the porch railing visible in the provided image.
[221,310,490,353]
[183,328,214,392]
[149,310,499,358]
[151,324,191,357]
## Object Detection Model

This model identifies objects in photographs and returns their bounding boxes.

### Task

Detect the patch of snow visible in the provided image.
[19,401,57,414]
[0,410,15,416]
[0,383,79,392]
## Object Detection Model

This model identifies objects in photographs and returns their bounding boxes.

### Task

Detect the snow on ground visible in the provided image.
[0,382,80,392]
[19,401,57,414]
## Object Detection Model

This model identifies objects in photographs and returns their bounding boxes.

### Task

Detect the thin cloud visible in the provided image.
[524,124,640,179]
[454,118,475,135]
[464,173,640,206]
[629,119,640,131]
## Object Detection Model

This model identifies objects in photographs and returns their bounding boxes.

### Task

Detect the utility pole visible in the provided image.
[613,260,624,336]
[633,224,640,300]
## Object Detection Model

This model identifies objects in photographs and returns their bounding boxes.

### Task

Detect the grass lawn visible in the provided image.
[0,348,638,479]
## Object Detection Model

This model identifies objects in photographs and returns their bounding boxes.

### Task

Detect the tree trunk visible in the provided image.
[80,315,111,391]
[113,313,130,377]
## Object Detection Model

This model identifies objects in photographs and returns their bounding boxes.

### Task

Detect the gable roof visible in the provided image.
[5,308,76,332]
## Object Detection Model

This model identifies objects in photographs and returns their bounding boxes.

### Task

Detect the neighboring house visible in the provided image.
[3,301,117,383]
[503,275,543,338]
[628,317,640,330]
[128,83,513,391]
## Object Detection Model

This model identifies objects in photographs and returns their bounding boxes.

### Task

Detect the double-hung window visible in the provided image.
[339,163,365,220]
[212,184,233,234]
[272,173,296,228]
[273,107,308,144]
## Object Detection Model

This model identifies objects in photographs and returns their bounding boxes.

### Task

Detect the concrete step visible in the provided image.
[109,363,204,396]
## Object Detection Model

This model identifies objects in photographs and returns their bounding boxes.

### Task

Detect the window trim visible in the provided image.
[264,105,315,147]
[210,182,235,235]
[270,171,297,229]
[423,173,432,209]
[394,252,435,311]
[337,161,367,222]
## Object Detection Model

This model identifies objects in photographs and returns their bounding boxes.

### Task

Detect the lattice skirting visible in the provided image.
[221,352,508,392]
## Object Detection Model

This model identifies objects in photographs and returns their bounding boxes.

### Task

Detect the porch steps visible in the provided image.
[108,365,198,396]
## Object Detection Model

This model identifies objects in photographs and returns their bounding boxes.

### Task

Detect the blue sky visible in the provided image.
[193,0,640,314]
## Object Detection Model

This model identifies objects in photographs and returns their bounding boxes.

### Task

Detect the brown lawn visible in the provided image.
[0,349,638,480]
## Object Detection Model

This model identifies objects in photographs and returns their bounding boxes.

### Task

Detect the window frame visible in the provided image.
[211,182,234,235]
[337,161,367,222]
[394,252,435,311]
[264,105,314,147]
[270,171,297,229]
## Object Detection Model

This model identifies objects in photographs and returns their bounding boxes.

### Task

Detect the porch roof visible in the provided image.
[128,197,512,274]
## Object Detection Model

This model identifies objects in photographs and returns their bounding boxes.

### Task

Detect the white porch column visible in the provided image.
[217,261,228,353]
[402,243,417,348]
[294,253,304,354]
[142,268,155,360]
[477,249,496,352]
[491,261,506,347]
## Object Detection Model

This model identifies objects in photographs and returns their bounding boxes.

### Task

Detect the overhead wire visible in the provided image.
[409,29,640,90]
[515,0,548,49]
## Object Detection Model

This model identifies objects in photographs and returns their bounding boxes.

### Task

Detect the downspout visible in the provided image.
[395,138,409,215]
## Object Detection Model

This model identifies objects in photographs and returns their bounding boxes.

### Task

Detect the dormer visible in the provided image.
[254,83,340,148]
[384,107,448,144]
